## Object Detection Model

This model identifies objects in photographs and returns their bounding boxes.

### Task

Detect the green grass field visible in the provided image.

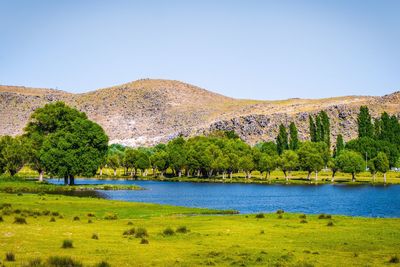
[0,193,399,266]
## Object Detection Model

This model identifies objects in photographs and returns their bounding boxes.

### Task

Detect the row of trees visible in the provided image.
[0,102,398,183]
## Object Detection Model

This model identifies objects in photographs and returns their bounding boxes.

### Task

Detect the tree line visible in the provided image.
[0,102,399,184]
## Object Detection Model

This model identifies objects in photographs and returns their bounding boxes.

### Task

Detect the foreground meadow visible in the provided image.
[0,193,399,266]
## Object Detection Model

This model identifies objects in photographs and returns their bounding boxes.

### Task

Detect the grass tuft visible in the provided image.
[163,227,175,236]
[95,261,111,267]
[47,256,82,267]
[73,216,80,221]
[327,221,334,227]
[23,257,43,267]
[140,238,149,244]
[255,213,265,219]
[104,213,118,220]
[0,215,3,222]
[123,228,135,236]
[14,216,27,224]
[61,239,73,249]
[6,252,15,261]
[135,227,148,238]
[299,214,306,219]
[50,217,56,222]
[87,212,96,217]
[276,209,285,214]
[127,221,133,225]
[389,255,399,263]
[176,226,190,233]
[300,219,308,224]
[92,233,99,240]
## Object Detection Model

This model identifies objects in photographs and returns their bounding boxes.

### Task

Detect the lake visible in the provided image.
[47,178,400,217]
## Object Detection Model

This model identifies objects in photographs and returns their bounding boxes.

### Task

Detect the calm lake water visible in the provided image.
[47,178,400,217]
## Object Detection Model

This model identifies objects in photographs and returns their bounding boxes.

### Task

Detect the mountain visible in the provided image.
[1,79,399,147]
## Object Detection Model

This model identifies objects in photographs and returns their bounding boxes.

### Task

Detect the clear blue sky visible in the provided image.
[0,0,399,100]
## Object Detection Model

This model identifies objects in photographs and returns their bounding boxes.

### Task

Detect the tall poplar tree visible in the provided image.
[276,124,289,155]
[309,115,317,142]
[289,122,299,150]
[357,106,374,138]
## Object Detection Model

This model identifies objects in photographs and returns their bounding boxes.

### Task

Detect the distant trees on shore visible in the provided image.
[0,102,399,183]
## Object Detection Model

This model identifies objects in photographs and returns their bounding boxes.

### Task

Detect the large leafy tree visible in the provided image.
[336,150,364,182]
[374,152,390,184]
[0,136,28,176]
[166,137,187,177]
[279,150,299,181]
[40,117,108,185]
[357,106,374,138]
[297,141,324,180]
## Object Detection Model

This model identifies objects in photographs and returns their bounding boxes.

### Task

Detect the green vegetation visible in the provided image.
[0,193,399,266]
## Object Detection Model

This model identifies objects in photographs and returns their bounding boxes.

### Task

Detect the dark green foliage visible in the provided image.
[163,227,175,236]
[309,115,317,142]
[276,124,289,155]
[47,256,82,267]
[92,233,99,240]
[298,141,325,179]
[255,213,265,219]
[6,252,15,261]
[289,122,299,150]
[61,239,73,249]
[176,226,190,233]
[14,216,27,224]
[357,106,374,138]
[333,134,345,158]
[336,150,364,181]
[0,136,27,176]
[135,227,148,238]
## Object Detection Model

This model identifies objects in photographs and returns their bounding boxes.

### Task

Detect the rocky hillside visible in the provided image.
[1,79,399,147]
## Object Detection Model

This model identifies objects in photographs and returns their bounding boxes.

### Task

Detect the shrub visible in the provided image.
[299,214,306,219]
[163,227,175,236]
[0,203,12,209]
[6,252,15,261]
[0,216,3,222]
[389,255,399,263]
[127,221,133,225]
[59,215,64,219]
[255,213,265,219]
[14,216,27,224]
[73,216,80,221]
[300,219,308,224]
[92,233,99,240]
[140,238,149,244]
[260,230,265,234]
[277,214,283,219]
[87,212,96,217]
[123,228,135,236]
[327,221,334,227]
[326,214,332,219]
[61,239,73,249]
[95,261,111,267]
[50,217,56,222]
[104,213,118,220]
[47,256,82,267]
[88,219,93,224]
[135,227,148,238]
[176,226,189,233]
[24,257,43,267]
[318,214,326,219]
[51,211,60,216]
[14,209,21,214]
[276,209,285,214]
[42,210,50,216]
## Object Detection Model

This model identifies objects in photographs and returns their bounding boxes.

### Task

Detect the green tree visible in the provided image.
[297,141,324,181]
[367,159,377,183]
[136,149,151,176]
[238,155,254,179]
[39,117,108,185]
[336,150,364,182]
[357,106,374,138]
[289,122,299,150]
[0,136,27,176]
[309,115,317,142]
[106,153,122,176]
[279,150,299,181]
[166,137,187,177]
[374,152,390,184]
[333,134,344,158]
[327,157,339,182]
[150,150,169,177]
[259,154,278,179]
[276,124,288,155]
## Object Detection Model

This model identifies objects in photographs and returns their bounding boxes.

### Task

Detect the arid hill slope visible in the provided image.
[1,79,399,146]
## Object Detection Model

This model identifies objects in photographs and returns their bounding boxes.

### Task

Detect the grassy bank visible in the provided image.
[0,193,399,266]
[0,179,142,194]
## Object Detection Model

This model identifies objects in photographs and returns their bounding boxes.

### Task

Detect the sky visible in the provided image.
[0,0,399,100]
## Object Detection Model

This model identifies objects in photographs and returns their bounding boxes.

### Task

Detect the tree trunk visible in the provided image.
[38,170,44,182]
[248,171,252,179]
[197,169,201,177]
[283,170,287,179]
[113,169,117,176]
[69,175,75,186]
[64,177,68,185]
[178,170,182,178]
[229,171,233,179]
[373,173,376,183]
[384,173,387,184]
[315,170,318,182]
[307,171,311,180]
[352,173,355,182]
[99,167,103,176]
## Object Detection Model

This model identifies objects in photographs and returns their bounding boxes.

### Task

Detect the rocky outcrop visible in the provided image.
[0,80,399,146]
